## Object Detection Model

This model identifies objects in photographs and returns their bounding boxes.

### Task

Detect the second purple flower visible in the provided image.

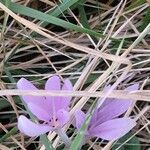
[74,84,138,141]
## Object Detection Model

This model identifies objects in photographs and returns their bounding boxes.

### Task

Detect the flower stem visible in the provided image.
[56,129,71,147]
[40,134,54,150]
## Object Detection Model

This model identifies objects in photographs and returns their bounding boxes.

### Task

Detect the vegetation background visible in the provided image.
[0,0,150,150]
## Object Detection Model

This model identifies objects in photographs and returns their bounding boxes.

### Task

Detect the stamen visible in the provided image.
[49,116,59,128]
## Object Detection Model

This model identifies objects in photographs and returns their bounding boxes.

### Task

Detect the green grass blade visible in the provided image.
[112,133,141,150]
[78,4,90,28]
[40,134,54,150]
[5,2,103,38]
[41,0,80,27]
[140,8,150,31]
[50,0,80,17]
[126,0,145,10]
[69,115,89,150]
[70,101,97,150]
[38,0,86,27]
[0,127,18,142]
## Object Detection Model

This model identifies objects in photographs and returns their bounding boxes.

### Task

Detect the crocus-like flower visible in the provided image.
[17,75,73,137]
[74,84,138,141]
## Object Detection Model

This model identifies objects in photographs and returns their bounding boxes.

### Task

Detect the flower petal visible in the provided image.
[57,109,70,127]
[45,75,61,90]
[17,78,45,104]
[126,84,139,91]
[45,76,61,113]
[58,79,73,109]
[27,102,50,121]
[18,115,51,137]
[95,99,132,125]
[62,79,73,91]
[98,85,114,108]
[89,118,136,140]
[88,109,99,128]
[45,77,72,113]
[100,84,139,108]
[95,84,139,125]
[74,109,86,129]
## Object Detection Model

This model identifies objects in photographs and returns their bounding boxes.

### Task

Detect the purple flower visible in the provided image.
[74,84,138,141]
[17,75,73,137]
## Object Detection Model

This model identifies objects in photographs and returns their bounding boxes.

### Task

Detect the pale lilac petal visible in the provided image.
[103,85,111,92]
[99,85,114,108]
[74,109,86,129]
[89,109,99,128]
[95,99,132,125]
[45,76,61,113]
[62,79,73,91]
[45,75,61,90]
[89,118,136,140]
[100,84,139,108]
[27,102,50,122]
[57,109,70,127]
[18,115,51,137]
[17,78,45,104]
[126,84,139,91]
[58,79,73,109]
[95,84,139,125]
[45,77,72,112]
[99,98,114,109]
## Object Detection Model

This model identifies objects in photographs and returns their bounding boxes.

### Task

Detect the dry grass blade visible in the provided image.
[0,89,149,101]
[0,0,149,150]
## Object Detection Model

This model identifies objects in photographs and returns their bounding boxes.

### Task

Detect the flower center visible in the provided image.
[49,116,59,128]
